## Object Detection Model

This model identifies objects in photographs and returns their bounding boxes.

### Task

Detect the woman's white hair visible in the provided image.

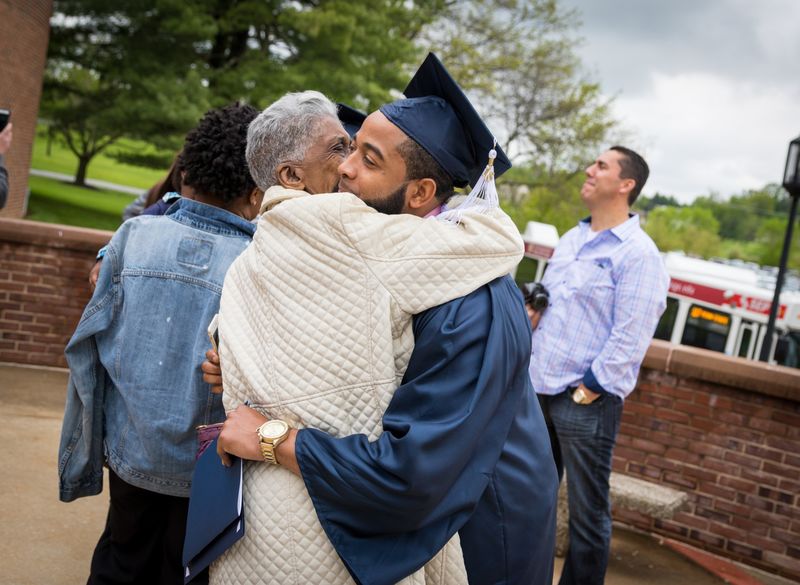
[246,90,339,189]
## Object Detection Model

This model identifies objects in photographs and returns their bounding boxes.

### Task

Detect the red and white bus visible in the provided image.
[521,223,800,369]
[655,253,800,368]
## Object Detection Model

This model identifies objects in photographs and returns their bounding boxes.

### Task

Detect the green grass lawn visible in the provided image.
[31,131,168,189]
[26,175,135,231]
[514,256,542,285]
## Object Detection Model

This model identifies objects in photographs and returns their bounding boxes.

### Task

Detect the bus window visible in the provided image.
[774,332,800,369]
[681,304,731,353]
[654,297,679,341]
[736,321,757,359]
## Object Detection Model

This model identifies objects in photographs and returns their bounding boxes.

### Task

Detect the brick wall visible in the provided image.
[0,218,109,366]
[1,217,800,579]
[0,0,54,218]
[614,343,800,581]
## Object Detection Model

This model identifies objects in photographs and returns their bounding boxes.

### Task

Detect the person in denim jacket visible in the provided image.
[58,103,262,584]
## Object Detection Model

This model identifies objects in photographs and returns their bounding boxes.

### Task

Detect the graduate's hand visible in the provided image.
[217,405,267,466]
[202,349,224,394]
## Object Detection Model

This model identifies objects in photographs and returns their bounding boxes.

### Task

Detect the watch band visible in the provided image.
[259,434,287,464]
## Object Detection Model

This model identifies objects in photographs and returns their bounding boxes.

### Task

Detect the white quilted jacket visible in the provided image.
[212,187,524,585]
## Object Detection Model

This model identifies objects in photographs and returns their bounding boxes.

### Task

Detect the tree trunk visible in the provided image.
[74,156,91,186]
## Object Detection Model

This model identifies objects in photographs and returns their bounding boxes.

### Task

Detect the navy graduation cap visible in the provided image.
[379,52,511,188]
[337,103,367,138]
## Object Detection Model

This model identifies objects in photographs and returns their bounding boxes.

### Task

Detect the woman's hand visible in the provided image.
[216,405,267,466]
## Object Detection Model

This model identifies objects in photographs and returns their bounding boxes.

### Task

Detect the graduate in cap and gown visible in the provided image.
[294,54,559,585]
[212,54,558,585]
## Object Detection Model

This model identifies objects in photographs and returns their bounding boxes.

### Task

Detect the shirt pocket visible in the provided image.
[573,257,615,318]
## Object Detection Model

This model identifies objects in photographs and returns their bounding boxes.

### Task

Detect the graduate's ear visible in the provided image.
[277,163,306,191]
[405,177,438,212]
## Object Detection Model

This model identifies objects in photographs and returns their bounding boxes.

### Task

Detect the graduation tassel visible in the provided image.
[438,140,500,225]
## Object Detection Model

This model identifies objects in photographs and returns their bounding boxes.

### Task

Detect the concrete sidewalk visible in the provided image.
[1,364,108,585]
[0,363,781,585]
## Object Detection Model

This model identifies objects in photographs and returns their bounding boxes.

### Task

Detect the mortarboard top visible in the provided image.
[379,52,511,188]
[337,103,367,138]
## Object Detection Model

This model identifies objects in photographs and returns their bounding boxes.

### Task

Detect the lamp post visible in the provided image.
[759,135,800,362]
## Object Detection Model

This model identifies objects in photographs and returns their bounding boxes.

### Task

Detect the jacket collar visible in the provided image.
[167,198,256,237]
[261,186,314,213]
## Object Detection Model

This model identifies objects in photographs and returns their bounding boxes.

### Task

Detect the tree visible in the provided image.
[634,193,682,214]
[500,166,586,235]
[43,0,215,185]
[694,184,784,241]
[643,206,721,258]
[754,217,800,271]
[196,0,445,110]
[418,0,617,240]
[420,0,615,172]
[43,0,447,185]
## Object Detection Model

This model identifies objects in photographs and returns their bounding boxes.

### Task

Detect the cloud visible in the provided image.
[616,72,799,202]
[561,0,800,202]
[568,0,800,91]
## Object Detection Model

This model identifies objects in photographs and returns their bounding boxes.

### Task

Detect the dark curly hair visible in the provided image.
[179,102,259,202]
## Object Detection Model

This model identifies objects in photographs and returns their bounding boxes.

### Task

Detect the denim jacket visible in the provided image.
[58,199,255,502]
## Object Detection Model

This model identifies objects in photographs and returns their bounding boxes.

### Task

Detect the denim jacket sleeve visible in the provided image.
[58,237,122,502]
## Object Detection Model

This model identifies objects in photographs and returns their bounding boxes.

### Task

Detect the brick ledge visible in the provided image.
[643,339,799,402]
[0,217,112,252]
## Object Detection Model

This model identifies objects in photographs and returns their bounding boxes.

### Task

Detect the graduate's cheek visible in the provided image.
[339,154,384,201]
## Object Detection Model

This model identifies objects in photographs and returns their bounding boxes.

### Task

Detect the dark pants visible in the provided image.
[87,469,208,585]
[538,390,623,585]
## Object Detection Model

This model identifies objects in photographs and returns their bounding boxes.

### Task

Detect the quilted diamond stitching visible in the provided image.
[211,189,522,584]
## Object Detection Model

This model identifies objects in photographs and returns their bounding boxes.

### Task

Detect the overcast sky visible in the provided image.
[560,0,800,203]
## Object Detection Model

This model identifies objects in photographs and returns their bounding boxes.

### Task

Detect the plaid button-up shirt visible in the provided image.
[529,214,669,400]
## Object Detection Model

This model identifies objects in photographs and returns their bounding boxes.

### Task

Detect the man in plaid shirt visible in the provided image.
[529,146,669,585]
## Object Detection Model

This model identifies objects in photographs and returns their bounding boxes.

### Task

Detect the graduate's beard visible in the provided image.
[363,181,408,216]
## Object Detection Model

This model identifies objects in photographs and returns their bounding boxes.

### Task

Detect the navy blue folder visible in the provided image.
[183,438,245,583]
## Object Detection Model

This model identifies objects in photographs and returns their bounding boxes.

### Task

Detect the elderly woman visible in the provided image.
[58,103,262,585]
[209,88,525,585]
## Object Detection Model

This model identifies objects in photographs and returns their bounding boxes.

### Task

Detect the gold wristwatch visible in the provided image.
[257,419,290,464]
[572,387,591,404]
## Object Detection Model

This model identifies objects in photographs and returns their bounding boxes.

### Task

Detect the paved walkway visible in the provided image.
[0,363,786,585]
[1,364,108,585]
[29,168,143,196]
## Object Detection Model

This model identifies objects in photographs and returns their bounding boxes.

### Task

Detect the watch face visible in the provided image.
[260,420,289,439]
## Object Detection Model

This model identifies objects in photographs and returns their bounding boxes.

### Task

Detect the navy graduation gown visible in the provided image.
[295,276,558,585]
